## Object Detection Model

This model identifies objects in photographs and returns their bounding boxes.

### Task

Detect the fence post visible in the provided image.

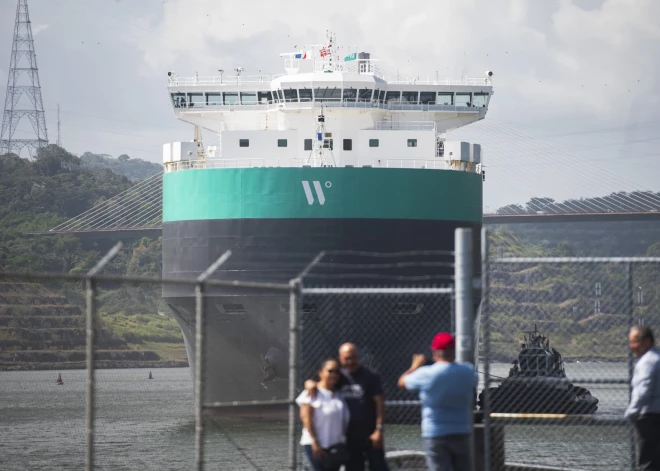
[626,262,636,471]
[455,228,474,364]
[194,250,232,471]
[288,278,302,471]
[481,228,491,471]
[455,228,474,471]
[85,242,123,471]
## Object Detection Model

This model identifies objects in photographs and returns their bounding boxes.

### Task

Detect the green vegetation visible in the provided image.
[0,146,183,369]
[486,227,660,362]
[80,152,162,181]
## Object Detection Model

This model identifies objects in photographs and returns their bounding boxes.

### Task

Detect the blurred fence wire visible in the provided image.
[481,255,660,471]
[3,232,660,471]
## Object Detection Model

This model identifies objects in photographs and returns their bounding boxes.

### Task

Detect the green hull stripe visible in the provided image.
[163,168,482,223]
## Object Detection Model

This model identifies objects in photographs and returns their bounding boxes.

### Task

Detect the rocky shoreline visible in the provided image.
[0,360,189,371]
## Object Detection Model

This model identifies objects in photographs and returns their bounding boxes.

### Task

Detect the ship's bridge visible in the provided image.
[166,67,494,134]
[164,41,492,174]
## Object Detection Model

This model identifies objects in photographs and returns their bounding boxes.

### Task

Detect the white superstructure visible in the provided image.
[164,34,493,174]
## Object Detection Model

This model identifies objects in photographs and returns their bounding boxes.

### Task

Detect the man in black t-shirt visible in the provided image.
[305,342,389,471]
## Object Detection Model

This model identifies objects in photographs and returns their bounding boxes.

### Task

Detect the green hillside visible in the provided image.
[0,146,185,370]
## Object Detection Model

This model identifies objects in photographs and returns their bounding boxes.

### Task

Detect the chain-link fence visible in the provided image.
[299,287,453,458]
[481,256,660,471]
[5,234,660,471]
[0,246,295,471]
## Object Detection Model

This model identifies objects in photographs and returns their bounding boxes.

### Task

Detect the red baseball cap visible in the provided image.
[431,332,455,351]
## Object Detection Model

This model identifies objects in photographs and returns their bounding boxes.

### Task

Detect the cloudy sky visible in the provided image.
[1,0,658,208]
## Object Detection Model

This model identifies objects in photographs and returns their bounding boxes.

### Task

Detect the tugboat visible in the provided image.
[56,373,63,385]
[478,326,598,414]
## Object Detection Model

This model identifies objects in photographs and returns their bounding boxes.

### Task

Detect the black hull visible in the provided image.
[163,218,481,409]
[478,380,599,415]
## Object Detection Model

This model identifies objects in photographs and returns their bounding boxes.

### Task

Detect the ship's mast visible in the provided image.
[309,106,335,167]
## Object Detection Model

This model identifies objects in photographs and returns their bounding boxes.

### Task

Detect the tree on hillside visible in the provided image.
[34,145,80,176]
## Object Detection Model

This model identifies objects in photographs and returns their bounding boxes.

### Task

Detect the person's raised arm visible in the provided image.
[304,379,318,398]
[398,354,427,389]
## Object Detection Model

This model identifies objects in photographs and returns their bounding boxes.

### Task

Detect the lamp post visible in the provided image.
[218,69,224,84]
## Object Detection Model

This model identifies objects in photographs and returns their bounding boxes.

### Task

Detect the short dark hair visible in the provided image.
[319,358,339,371]
[632,325,655,344]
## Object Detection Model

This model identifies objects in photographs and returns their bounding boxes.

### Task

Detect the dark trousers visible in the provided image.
[423,434,471,471]
[346,439,389,471]
[634,414,660,471]
[303,445,340,471]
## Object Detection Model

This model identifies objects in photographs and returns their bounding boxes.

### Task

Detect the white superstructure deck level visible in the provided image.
[164,34,493,173]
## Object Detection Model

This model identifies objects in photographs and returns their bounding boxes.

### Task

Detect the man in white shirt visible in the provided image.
[625,325,660,471]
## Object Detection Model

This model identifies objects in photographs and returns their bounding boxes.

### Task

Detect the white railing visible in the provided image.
[173,99,482,114]
[369,64,492,86]
[167,68,492,88]
[163,157,462,173]
[375,121,436,131]
[168,74,284,87]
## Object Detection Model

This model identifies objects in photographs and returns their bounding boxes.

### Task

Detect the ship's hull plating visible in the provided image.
[162,167,482,408]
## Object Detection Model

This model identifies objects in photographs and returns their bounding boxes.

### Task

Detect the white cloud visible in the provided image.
[31,24,48,36]
[121,0,659,127]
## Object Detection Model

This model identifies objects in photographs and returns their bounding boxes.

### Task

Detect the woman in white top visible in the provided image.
[296,359,350,471]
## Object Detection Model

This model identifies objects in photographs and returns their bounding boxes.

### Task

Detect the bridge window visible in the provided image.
[171,93,185,108]
[473,92,489,107]
[343,139,352,151]
[206,93,222,105]
[385,91,401,103]
[223,92,239,105]
[277,90,284,100]
[239,139,249,148]
[456,93,471,107]
[258,91,272,103]
[437,92,453,105]
[420,92,435,104]
[369,139,379,148]
[407,139,418,148]
[283,88,298,102]
[304,139,313,151]
[343,88,357,101]
[299,88,312,102]
[378,90,385,102]
[278,139,287,148]
[358,89,372,102]
[240,92,257,105]
[401,91,418,103]
[314,87,341,101]
[188,93,205,107]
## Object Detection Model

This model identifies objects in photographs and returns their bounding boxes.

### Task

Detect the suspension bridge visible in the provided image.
[37,120,660,238]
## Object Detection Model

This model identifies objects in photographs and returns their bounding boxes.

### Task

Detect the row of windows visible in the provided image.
[238,138,418,149]
[171,90,489,107]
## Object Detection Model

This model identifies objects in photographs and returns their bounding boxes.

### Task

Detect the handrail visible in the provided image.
[172,99,483,113]
[163,157,463,173]
[167,74,492,87]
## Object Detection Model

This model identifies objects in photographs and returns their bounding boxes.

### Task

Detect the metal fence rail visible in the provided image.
[3,229,658,471]
[481,248,660,471]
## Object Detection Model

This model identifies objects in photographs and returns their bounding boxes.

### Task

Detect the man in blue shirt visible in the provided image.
[625,325,660,471]
[398,332,476,471]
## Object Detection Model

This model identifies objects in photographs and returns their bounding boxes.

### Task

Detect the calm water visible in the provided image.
[0,363,633,470]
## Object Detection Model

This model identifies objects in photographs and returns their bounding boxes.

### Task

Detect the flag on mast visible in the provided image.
[294,50,311,59]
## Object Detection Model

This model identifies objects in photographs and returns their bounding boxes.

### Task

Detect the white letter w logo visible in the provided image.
[302,181,325,205]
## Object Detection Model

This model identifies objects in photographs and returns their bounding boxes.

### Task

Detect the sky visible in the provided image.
[0,0,658,209]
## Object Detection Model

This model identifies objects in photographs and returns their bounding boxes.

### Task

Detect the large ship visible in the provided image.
[162,34,492,406]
